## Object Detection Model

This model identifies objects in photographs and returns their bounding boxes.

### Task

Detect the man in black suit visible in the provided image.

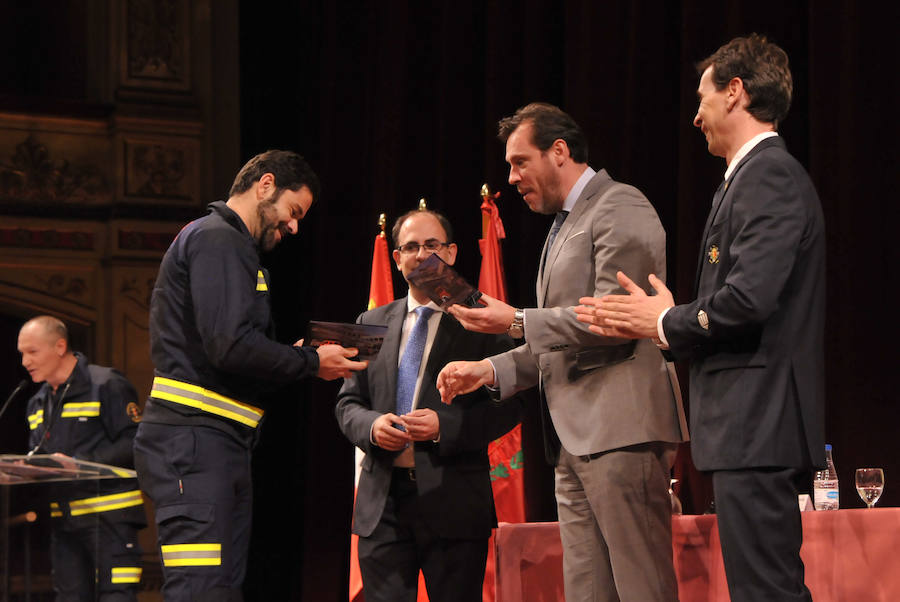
[576,34,825,602]
[335,208,522,602]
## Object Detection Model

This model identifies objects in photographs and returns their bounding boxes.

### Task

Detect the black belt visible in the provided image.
[392,467,416,482]
[578,451,604,462]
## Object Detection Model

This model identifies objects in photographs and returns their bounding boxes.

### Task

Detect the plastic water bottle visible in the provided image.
[813,444,839,510]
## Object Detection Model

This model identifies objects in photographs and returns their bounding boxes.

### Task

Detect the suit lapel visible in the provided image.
[373,299,408,412]
[538,169,613,306]
[693,137,785,291]
[418,312,455,409]
[694,179,728,290]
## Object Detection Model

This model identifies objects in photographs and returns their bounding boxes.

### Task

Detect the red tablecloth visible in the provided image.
[495,508,900,602]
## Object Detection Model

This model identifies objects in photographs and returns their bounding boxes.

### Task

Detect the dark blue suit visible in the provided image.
[663,136,825,601]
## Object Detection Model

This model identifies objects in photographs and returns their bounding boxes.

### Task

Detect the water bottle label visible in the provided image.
[827,491,839,499]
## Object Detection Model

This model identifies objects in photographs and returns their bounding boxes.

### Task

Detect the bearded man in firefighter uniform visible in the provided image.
[133,150,365,601]
[18,315,146,601]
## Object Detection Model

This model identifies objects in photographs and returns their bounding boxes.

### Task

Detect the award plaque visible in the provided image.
[307,321,388,360]
[405,254,484,308]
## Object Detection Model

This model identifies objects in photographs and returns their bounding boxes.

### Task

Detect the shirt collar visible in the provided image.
[724,131,778,181]
[562,166,596,213]
[405,295,443,314]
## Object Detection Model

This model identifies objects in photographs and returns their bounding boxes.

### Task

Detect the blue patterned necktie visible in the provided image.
[542,210,569,271]
[395,306,435,424]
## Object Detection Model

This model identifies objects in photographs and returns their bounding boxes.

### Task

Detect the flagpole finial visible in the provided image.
[377,213,386,238]
[480,183,500,202]
[418,198,427,211]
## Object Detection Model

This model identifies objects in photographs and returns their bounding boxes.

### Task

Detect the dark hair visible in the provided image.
[229,150,321,201]
[497,102,588,163]
[391,209,454,247]
[698,34,793,128]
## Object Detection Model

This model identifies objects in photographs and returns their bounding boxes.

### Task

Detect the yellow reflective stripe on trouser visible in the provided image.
[68,490,144,516]
[150,376,264,428]
[50,502,63,517]
[28,409,44,430]
[111,566,142,583]
[161,543,222,567]
[257,269,268,291]
[61,401,101,418]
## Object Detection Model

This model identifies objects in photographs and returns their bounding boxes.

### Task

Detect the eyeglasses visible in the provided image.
[395,239,451,254]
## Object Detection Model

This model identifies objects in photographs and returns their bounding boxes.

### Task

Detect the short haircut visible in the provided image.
[497,102,589,164]
[23,315,69,347]
[698,33,793,128]
[229,150,321,201]
[391,209,454,248]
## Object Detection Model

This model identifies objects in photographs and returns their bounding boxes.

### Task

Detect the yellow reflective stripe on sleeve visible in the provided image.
[28,409,44,430]
[256,269,268,291]
[61,401,101,418]
[111,566,142,583]
[68,490,144,516]
[161,543,222,567]
[150,377,264,428]
[50,502,63,518]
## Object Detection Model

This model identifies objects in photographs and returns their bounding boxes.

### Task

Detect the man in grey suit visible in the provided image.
[437,102,687,602]
[335,209,522,602]
[576,35,825,602]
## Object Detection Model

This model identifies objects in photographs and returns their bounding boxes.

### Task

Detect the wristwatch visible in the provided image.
[507,308,525,339]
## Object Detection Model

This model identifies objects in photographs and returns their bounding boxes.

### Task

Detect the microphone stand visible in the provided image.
[0,380,28,425]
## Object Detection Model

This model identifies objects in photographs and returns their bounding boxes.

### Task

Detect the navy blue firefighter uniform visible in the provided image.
[26,352,145,601]
[133,201,319,601]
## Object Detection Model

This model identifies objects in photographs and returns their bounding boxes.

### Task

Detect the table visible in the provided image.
[494,508,900,602]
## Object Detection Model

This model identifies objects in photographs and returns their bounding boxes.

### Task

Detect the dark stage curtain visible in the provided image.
[237,2,899,600]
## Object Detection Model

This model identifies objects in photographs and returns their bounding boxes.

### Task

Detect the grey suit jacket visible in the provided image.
[663,137,825,471]
[335,298,522,538]
[491,169,688,461]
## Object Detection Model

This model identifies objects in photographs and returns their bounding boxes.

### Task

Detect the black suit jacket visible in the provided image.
[663,136,826,471]
[335,298,522,539]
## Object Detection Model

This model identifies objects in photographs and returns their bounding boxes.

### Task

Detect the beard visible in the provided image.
[531,169,565,215]
[256,194,289,251]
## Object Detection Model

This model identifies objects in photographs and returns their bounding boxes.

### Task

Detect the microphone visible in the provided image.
[0,379,29,423]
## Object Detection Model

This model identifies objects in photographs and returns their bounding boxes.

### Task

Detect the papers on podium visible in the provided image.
[0,454,136,485]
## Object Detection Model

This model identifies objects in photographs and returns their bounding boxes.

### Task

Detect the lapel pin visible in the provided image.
[697,310,709,330]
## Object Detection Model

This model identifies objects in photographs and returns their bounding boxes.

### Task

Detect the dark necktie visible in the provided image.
[543,210,569,271]
[395,306,434,423]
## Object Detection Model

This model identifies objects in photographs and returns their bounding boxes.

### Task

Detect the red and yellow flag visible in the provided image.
[350,222,396,602]
[479,186,525,602]
[367,230,394,310]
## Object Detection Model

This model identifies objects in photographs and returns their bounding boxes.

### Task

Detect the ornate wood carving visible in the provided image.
[123,139,197,203]
[118,229,177,253]
[0,227,96,250]
[119,275,156,310]
[0,134,111,204]
[121,0,191,92]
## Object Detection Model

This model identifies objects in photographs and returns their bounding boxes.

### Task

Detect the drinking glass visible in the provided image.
[855,468,885,508]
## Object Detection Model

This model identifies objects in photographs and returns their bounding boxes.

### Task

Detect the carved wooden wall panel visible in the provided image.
[118,0,192,94]
[0,114,113,206]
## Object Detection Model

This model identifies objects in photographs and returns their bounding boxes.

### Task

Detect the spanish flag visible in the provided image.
[350,228,395,602]
[367,231,394,310]
[479,187,525,602]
